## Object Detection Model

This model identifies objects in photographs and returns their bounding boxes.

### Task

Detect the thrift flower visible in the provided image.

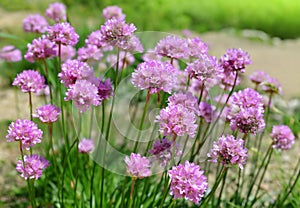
[168,92,199,115]
[24,36,58,62]
[60,45,76,62]
[131,60,176,94]
[16,154,49,180]
[98,78,113,100]
[23,14,48,33]
[168,161,208,204]
[47,22,79,46]
[124,153,151,178]
[77,45,103,62]
[207,135,248,169]
[249,70,269,85]
[13,70,46,93]
[187,37,209,58]
[270,125,295,150]
[0,45,22,62]
[65,80,100,113]
[156,104,198,138]
[78,138,95,153]
[33,104,60,123]
[6,119,43,150]
[199,102,215,123]
[45,2,67,22]
[261,76,283,95]
[102,5,126,20]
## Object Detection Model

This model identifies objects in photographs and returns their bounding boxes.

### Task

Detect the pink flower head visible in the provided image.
[220,48,251,74]
[0,45,22,62]
[100,18,136,50]
[33,104,60,123]
[168,161,208,204]
[59,59,95,87]
[142,49,162,62]
[124,153,151,178]
[45,2,67,22]
[270,125,295,150]
[23,14,48,33]
[185,53,221,82]
[219,71,241,90]
[154,35,188,60]
[173,69,189,92]
[47,22,79,46]
[156,104,198,138]
[207,135,248,169]
[125,35,144,53]
[78,138,95,153]
[25,36,58,62]
[131,60,176,94]
[77,45,103,62]
[249,70,269,85]
[168,92,199,116]
[187,37,209,58]
[13,70,46,93]
[65,80,100,113]
[85,30,112,50]
[199,102,215,123]
[149,137,182,167]
[60,45,76,62]
[16,154,49,180]
[6,119,43,150]
[261,76,283,95]
[106,51,135,70]
[98,78,113,100]
[102,5,126,20]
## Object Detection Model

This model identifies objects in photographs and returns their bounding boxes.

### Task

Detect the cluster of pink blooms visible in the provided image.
[270,125,295,150]
[250,70,283,95]
[125,153,151,178]
[227,88,265,134]
[168,161,208,204]
[16,155,50,180]
[6,119,43,150]
[77,45,103,62]
[47,22,79,46]
[78,138,95,153]
[187,37,209,58]
[23,14,48,33]
[199,101,215,123]
[60,45,76,62]
[33,104,61,123]
[167,92,199,115]
[0,45,22,62]
[24,36,58,62]
[207,135,248,169]
[102,5,126,20]
[131,60,176,94]
[13,70,46,94]
[149,138,182,167]
[45,2,67,22]
[98,78,114,100]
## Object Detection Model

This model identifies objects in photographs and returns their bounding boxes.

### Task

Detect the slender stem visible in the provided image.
[159,178,171,208]
[216,169,228,207]
[133,90,151,152]
[29,92,33,121]
[42,59,53,103]
[49,123,57,172]
[129,178,136,208]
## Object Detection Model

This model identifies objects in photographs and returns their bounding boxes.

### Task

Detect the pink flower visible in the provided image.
[23,14,48,33]
[60,45,76,62]
[168,161,208,204]
[125,153,151,178]
[78,138,95,153]
[6,119,43,150]
[45,2,67,22]
[16,154,49,180]
[65,80,100,113]
[249,70,269,85]
[131,60,176,94]
[207,135,248,169]
[98,78,113,101]
[24,36,58,62]
[168,92,199,116]
[199,102,215,123]
[77,45,103,62]
[33,104,60,123]
[187,37,209,58]
[102,5,126,20]
[270,125,295,150]
[47,22,79,46]
[0,45,22,62]
[13,70,46,93]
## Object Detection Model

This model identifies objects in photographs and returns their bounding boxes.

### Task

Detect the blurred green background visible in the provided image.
[1,0,300,39]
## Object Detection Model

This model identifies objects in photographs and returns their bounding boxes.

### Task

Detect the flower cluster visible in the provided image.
[77,45,103,62]
[78,138,95,153]
[6,119,43,150]
[125,153,151,178]
[131,60,176,94]
[168,92,199,115]
[16,155,50,180]
[13,70,46,94]
[25,36,58,62]
[220,48,251,74]
[168,161,208,204]
[0,45,22,62]
[102,5,126,20]
[270,125,295,150]
[98,78,113,101]
[187,37,209,58]
[45,2,67,22]
[33,104,61,123]
[23,14,48,33]
[227,88,265,134]
[207,135,248,169]
[47,22,79,46]
[199,101,215,123]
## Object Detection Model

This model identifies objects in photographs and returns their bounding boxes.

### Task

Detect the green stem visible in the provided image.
[216,169,228,207]
[49,123,58,173]
[42,59,53,103]
[29,91,33,121]
[129,178,136,208]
